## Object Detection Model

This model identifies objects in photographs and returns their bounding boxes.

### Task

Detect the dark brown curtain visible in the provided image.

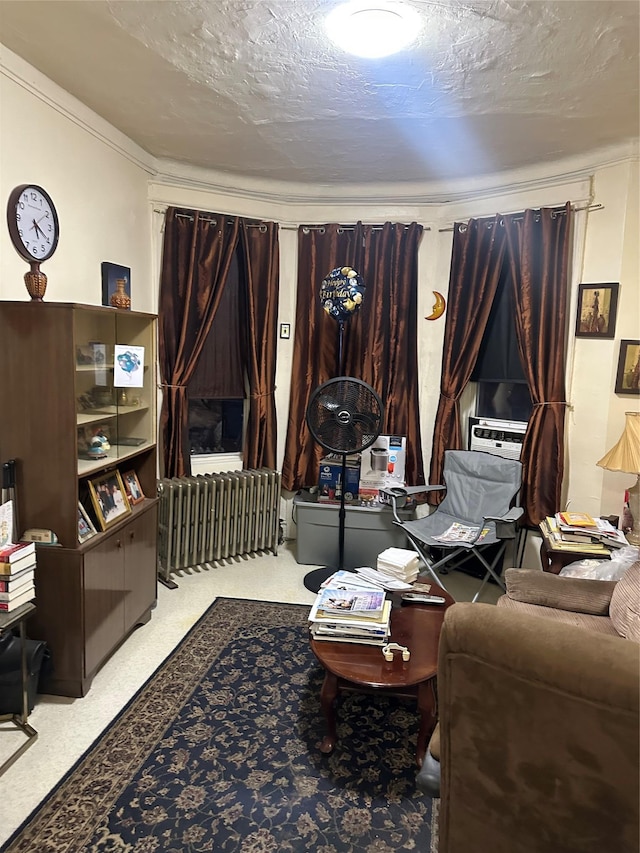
[429,205,572,526]
[281,222,424,492]
[503,204,572,525]
[429,216,507,491]
[158,208,279,478]
[240,222,280,470]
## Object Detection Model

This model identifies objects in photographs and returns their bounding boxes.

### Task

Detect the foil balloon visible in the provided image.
[320,266,365,322]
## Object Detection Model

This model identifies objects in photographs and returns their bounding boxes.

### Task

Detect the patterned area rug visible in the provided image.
[2,598,438,853]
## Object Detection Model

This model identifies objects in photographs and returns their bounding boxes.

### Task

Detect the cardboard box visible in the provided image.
[359,435,406,502]
[317,455,361,503]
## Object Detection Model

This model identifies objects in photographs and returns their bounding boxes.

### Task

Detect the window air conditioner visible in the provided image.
[468,417,527,461]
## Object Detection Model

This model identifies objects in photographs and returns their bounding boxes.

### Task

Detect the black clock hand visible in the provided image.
[32,219,46,239]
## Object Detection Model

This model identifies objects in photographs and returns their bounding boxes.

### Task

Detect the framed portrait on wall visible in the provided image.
[615,339,640,395]
[575,283,619,338]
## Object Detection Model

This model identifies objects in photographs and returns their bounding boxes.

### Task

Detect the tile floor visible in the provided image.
[0,542,501,845]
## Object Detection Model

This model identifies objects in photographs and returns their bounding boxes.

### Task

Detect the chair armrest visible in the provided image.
[484,506,523,539]
[384,484,445,521]
[504,568,617,615]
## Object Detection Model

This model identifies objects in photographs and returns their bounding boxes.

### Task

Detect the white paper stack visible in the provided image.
[376,547,420,583]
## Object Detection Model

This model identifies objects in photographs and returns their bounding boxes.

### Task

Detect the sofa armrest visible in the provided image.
[504,567,617,615]
[437,603,640,853]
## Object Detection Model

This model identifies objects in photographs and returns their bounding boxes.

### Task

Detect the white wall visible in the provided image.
[2,47,638,552]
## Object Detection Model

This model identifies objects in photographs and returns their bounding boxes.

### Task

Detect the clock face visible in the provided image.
[7,184,59,263]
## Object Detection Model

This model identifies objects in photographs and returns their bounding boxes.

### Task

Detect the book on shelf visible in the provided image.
[0,581,35,602]
[0,541,36,564]
[0,585,35,611]
[0,568,35,593]
[314,587,386,616]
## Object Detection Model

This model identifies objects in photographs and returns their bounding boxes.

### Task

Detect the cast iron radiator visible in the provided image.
[157,468,281,581]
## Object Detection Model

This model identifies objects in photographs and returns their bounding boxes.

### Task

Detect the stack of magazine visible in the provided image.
[309,583,392,646]
[553,512,628,549]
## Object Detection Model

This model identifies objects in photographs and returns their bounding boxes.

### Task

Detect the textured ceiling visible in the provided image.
[0,0,638,186]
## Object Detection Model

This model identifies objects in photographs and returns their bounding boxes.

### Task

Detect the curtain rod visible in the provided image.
[437,203,603,233]
[299,224,431,232]
[153,209,268,228]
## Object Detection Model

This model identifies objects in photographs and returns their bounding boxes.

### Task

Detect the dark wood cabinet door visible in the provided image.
[84,531,126,677]
[123,503,158,634]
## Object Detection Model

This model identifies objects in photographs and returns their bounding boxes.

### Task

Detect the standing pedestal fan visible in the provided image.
[303,376,384,593]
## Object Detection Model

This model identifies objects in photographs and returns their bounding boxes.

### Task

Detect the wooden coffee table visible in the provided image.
[310,588,455,767]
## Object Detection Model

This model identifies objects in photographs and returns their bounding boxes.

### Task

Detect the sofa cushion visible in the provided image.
[609,561,640,641]
[503,568,617,614]
[497,595,621,635]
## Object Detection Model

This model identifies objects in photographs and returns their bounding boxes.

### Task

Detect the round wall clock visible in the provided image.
[6,184,59,300]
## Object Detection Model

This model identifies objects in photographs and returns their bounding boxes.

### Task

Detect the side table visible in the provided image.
[0,601,38,775]
[538,521,611,575]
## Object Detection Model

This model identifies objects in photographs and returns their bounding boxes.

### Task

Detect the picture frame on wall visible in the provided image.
[615,339,640,395]
[575,283,619,338]
[101,262,131,309]
[77,501,98,543]
[87,470,131,531]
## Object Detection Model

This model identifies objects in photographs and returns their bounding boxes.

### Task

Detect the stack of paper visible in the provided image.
[554,513,628,549]
[376,547,420,583]
[309,585,392,646]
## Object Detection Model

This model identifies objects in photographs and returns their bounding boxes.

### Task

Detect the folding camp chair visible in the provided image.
[387,450,524,603]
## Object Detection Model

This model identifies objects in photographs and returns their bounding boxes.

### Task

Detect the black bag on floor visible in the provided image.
[0,632,51,715]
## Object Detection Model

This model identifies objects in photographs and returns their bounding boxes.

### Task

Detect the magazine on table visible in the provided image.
[315,587,386,615]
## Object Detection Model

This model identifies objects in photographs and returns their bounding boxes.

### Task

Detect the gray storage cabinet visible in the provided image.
[294,491,414,569]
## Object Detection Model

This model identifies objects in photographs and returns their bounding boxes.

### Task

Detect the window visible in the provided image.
[187,249,246,458]
[188,399,244,454]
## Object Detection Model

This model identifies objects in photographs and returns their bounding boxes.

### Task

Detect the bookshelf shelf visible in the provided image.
[0,302,159,697]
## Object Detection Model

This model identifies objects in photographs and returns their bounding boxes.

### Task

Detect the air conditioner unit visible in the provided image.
[468,417,527,461]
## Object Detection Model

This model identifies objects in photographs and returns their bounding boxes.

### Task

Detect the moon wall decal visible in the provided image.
[426,291,446,320]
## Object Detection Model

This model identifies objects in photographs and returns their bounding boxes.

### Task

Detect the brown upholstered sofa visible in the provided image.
[422,561,640,853]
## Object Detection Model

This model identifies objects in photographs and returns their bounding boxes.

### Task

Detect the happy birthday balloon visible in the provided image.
[319,266,365,322]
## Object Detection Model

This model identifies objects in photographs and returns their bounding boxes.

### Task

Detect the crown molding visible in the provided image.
[3,43,637,209]
[1,45,157,176]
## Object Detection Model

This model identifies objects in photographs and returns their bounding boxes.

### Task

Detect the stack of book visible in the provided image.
[541,513,627,556]
[376,547,420,584]
[554,512,628,549]
[309,584,392,646]
[0,542,36,612]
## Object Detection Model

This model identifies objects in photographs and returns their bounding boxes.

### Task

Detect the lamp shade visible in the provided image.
[596,411,640,474]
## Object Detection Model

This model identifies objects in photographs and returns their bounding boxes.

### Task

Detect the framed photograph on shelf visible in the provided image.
[101,262,131,309]
[123,470,145,505]
[615,339,640,395]
[87,470,131,531]
[77,502,98,543]
[575,283,619,338]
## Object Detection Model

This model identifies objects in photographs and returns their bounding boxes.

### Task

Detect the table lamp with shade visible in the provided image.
[596,411,640,546]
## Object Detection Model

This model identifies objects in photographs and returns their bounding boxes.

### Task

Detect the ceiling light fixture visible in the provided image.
[325,1,421,58]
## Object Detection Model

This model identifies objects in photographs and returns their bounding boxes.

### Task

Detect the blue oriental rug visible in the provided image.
[2,598,437,853]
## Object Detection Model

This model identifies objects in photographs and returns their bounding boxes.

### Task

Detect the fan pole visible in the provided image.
[337,452,348,570]
[338,320,345,374]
